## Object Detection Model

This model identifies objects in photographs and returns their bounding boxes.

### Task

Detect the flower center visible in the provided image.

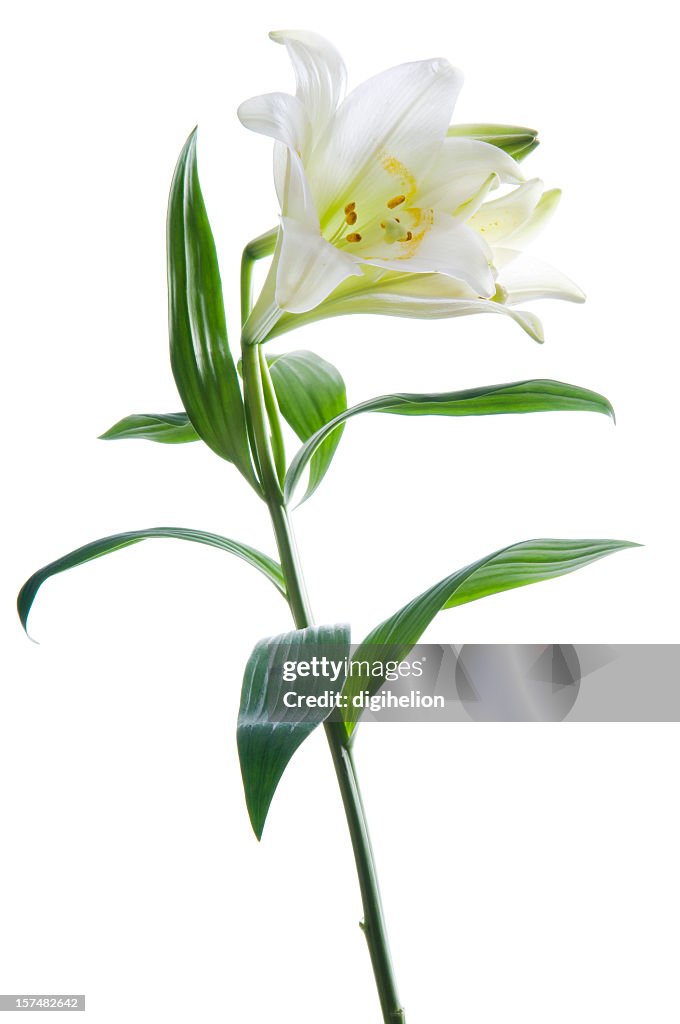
[328,194,432,257]
[323,151,433,259]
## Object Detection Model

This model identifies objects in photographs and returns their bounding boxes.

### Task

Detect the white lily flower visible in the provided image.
[239,30,583,345]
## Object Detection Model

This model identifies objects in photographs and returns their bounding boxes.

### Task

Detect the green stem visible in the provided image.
[259,348,287,488]
[240,228,278,327]
[326,731,406,1024]
[240,259,405,1021]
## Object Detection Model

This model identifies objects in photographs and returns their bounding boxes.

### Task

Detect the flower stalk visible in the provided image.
[241,254,406,1024]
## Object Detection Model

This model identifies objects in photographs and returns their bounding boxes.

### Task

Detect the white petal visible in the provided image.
[361,269,478,301]
[468,179,544,245]
[269,30,346,135]
[273,141,289,210]
[417,137,524,213]
[275,148,318,224]
[497,251,586,304]
[276,217,362,313]
[308,58,463,222]
[237,90,310,152]
[451,172,501,221]
[502,188,561,248]
[362,219,496,298]
[271,270,544,342]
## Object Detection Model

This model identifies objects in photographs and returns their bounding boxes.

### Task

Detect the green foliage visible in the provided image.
[100,412,199,443]
[285,379,614,502]
[17,528,286,637]
[268,350,347,502]
[341,538,639,738]
[238,624,351,838]
[167,128,258,487]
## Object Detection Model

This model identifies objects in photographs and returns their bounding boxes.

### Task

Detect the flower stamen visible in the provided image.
[344,202,358,225]
[346,232,362,243]
[387,195,406,209]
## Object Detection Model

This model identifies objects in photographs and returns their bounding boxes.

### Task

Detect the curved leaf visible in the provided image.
[238,624,351,839]
[99,412,199,443]
[285,379,615,502]
[447,123,539,161]
[168,128,258,487]
[342,538,640,738]
[18,527,286,637]
[268,350,347,502]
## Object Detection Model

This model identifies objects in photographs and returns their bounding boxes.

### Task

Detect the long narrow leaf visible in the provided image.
[285,379,614,502]
[100,412,199,443]
[18,527,286,637]
[342,538,639,738]
[238,624,350,838]
[268,350,347,502]
[167,129,258,487]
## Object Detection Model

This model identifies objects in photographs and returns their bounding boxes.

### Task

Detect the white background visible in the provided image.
[1,1,678,1022]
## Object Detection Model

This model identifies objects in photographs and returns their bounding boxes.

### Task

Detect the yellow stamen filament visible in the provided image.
[387,195,406,209]
[346,232,362,243]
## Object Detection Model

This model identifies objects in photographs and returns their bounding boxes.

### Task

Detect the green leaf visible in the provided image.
[447,123,539,161]
[267,350,347,502]
[18,527,286,638]
[285,379,615,503]
[99,412,200,444]
[342,538,640,738]
[167,128,258,487]
[238,623,351,839]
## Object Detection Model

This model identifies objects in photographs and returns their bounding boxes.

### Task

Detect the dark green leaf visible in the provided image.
[167,128,258,487]
[18,527,286,637]
[342,538,640,738]
[447,123,539,161]
[238,623,351,839]
[99,412,199,443]
[267,350,347,502]
[285,379,615,502]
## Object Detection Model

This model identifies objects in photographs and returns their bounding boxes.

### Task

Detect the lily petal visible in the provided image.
[238,91,315,217]
[308,58,463,224]
[273,147,363,314]
[497,251,586,304]
[417,136,524,213]
[276,217,363,313]
[237,90,310,153]
[502,187,561,247]
[468,178,544,245]
[363,219,496,298]
[269,30,346,136]
[270,269,544,343]
[275,147,317,224]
